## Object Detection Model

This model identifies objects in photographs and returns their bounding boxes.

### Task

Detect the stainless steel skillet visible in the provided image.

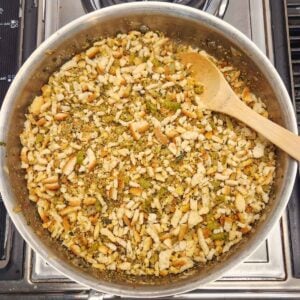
[0,2,297,297]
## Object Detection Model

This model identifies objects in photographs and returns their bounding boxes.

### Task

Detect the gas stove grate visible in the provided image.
[0,0,25,281]
[81,0,206,10]
[286,0,300,279]
[287,0,300,129]
[0,202,6,260]
[80,0,228,17]
[0,0,20,265]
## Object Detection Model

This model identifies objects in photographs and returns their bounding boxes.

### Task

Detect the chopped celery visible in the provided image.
[210,152,218,160]
[35,134,43,144]
[161,99,181,111]
[169,62,176,74]
[143,198,152,211]
[120,112,133,122]
[129,53,135,65]
[76,150,85,164]
[138,178,152,189]
[215,195,226,202]
[211,232,227,240]
[175,186,184,196]
[157,187,168,198]
[207,220,220,230]
[225,117,233,131]
[95,201,101,212]
[102,115,114,123]
[152,58,161,67]
[91,242,99,251]
[211,180,221,189]
[124,176,130,185]
[146,101,158,114]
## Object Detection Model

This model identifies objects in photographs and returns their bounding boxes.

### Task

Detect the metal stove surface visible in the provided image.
[3,0,300,298]
[81,0,208,10]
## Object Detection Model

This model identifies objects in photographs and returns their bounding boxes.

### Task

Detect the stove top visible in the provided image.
[80,0,228,16]
[1,0,300,298]
[82,0,207,10]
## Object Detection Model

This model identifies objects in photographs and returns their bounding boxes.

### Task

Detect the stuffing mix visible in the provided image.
[20,31,276,276]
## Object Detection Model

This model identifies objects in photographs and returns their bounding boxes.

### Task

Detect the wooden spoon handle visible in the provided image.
[225,98,300,161]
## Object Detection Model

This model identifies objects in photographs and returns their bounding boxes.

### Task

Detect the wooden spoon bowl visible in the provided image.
[179,52,300,161]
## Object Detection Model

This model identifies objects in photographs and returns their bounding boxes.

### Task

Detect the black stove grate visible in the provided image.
[81,0,228,19]
[81,0,206,10]
[0,0,20,105]
[103,0,205,6]
[0,202,6,260]
[269,0,300,279]
[0,0,26,281]
[286,0,300,278]
[287,0,300,129]
[0,0,20,264]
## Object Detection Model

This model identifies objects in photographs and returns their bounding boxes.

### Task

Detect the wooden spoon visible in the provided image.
[179,52,300,161]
